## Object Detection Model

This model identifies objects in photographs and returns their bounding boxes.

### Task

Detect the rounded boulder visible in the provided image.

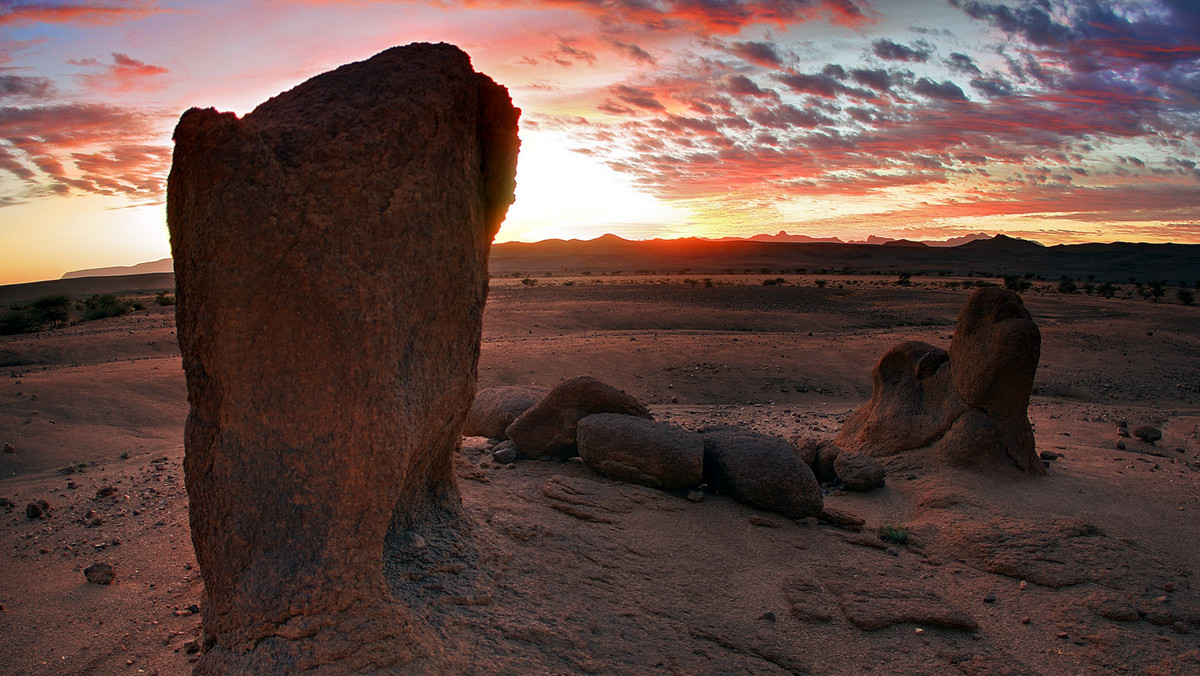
[577,414,703,489]
[700,425,823,519]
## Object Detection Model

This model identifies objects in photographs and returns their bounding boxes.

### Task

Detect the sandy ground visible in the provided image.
[2,277,1199,674]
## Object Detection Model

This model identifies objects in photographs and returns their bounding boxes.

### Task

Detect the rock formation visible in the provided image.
[505,376,651,459]
[167,43,519,672]
[835,288,1042,474]
[701,425,823,519]
[577,414,704,489]
[463,385,547,439]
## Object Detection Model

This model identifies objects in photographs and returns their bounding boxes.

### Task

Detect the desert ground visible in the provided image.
[2,274,1199,674]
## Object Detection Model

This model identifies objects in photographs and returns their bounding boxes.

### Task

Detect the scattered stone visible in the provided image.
[1117,441,1126,450]
[1134,426,1162,443]
[391,530,427,556]
[185,640,202,654]
[757,611,777,622]
[84,562,115,585]
[1117,427,1131,438]
[94,486,116,500]
[0,497,10,508]
[833,451,885,490]
[983,593,996,603]
[25,502,44,519]
[577,414,703,489]
[1039,450,1062,460]
[83,509,104,527]
[3,442,13,453]
[820,508,865,531]
[491,440,517,464]
[60,465,76,475]
[168,42,520,670]
[506,377,651,459]
[463,386,548,439]
[830,580,978,632]
[459,436,493,455]
[700,425,823,519]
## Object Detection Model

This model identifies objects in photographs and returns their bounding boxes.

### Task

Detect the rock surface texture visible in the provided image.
[167,43,519,673]
[835,288,1042,474]
[701,425,823,519]
[463,385,547,439]
[505,376,651,459]
[577,414,704,489]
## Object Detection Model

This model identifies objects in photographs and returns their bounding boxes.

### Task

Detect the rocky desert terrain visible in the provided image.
[2,274,1199,674]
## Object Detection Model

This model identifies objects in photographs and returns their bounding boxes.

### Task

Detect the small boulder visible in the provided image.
[1134,426,1162,444]
[577,414,703,489]
[788,436,842,483]
[25,501,44,519]
[3,442,14,453]
[463,386,548,439]
[491,440,517,464]
[834,451,885,491]
[700,425,822,519]
[505,377,651,459]
[84,562,116,585]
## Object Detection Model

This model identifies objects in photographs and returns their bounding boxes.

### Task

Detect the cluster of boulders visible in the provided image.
[825,287,1044,475]
[465,376,890,520]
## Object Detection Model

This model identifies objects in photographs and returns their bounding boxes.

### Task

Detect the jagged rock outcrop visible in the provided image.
[834,288,1042,474]
[505,376,651,459]
[701,425,823,519]
[168,43,519,673]
[577,414,704,489]
[463,385,547,439]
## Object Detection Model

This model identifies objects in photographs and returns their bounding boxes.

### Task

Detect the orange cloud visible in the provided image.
[0,1,161,27]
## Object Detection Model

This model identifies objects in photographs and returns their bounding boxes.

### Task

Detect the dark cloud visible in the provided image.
[612,84,666,111]
[849,67,893,92]
[872,38,932,62]
[946,52,981,75]
[730,40,782,68]
[969,77,1013,97]
[0,74,54,100]
[721,74,777,99]
[606,39,657,64]
[911,77,967,101]
[748,102,831,129]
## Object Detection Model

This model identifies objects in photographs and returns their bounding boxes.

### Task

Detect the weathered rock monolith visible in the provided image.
[168,43,519,673]
[834,288,1042,475]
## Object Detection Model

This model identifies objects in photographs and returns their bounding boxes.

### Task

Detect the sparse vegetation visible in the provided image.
[1057,276,1078,294]
[1097,281,1116,298]
[155,292,176,306]
[1,294,75,334]
[521,277,537,286]
[762,277,787,286]
[878,524,909,545]
[1148,280,1166,303]
[1178,288,1195,306]
[82,294,133,321]
[1003,274,1032,292]
[896,271,912,286]
[814,279,827,288]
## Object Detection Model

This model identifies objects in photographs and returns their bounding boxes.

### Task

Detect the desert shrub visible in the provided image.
[1149,280,1166,303]
[31,295,71,328]
[0,307,41,335]
[684,278,699,286]
[1178,288,1195,306]
[1097,281,1116,298]
[762,277,787,286]
[82,294,132,321]
[814,279,827,288]
[1003,274,1032,292]
[1082,282,1095,295]
[155,292,176,306]
[1057,276,1077,294]
[878,524,909,545]
[702,278,714,288]
[520,277,537,286]
[896,271,912,286]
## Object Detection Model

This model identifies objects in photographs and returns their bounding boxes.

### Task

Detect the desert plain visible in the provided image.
[1,270,1199,675]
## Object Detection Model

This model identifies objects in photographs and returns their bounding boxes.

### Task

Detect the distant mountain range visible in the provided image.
[39,233,1200,292]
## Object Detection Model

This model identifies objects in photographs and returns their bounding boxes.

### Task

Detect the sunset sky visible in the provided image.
[1,0,1198,284]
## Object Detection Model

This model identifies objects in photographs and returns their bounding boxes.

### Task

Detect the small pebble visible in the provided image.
[84,562,116,585]
[983,593,996,603]
[686,490,704,503]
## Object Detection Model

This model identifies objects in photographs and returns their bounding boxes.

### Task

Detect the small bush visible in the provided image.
[762,277,787,286]
[814,279,827,288]
[520,277,537,286]
[1057,276,1078,294]
[702,278,714,288]
[896,271,912,286]
[1179,288,1195,306]
[155,293,176,306]
[1097,281,1116,298]
[879,524,909,545]
[0,307,41,335]
[1003,275,1032,292]
[82,294,132,321]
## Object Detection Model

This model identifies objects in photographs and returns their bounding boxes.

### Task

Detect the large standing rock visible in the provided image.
[505,376,651,459]
[168,43,519,673]
[577,414,703,489]
[701,426,823,519]
[463,385,547,439]
[833,288,1042,475]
